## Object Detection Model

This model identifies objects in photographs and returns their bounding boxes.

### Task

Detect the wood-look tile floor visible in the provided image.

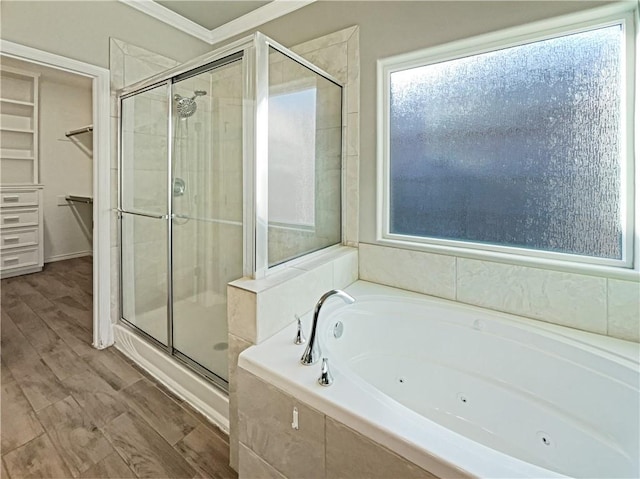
[0,257,237,479]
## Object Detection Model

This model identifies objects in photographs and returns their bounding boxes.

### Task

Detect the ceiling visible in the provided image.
[156,0,271,31]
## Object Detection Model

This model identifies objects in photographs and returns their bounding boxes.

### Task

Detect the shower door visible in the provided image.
[120,55,243,389]
[170,58,243,383]
[120,82,171,347]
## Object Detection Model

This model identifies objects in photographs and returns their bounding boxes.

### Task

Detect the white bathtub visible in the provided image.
[238,281,640,478]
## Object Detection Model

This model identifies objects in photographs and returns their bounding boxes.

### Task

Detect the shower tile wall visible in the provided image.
[267,47,344,266]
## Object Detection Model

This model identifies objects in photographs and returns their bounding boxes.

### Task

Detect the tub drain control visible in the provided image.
[333,321,344,338]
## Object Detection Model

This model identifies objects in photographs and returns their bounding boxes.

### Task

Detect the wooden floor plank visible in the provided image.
[0,381,45,454]
[36,396,113,477]
[83,348,142,391]
[175,424,237,479]
[78,452,137,479]
[1,456,10,479]
[119,378,199,445]
[1,359,16,385]
[1,258,236,479]
[103,412,196,479]
[0,311,40,370]
[62,370,126,429]
[10,358,70,412]
[4,299,64,355]
[3,434,73,479]
[41,342,89,381]
[36,307,95,357]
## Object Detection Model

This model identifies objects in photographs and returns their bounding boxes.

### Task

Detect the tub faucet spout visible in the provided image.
[300,289,355,366]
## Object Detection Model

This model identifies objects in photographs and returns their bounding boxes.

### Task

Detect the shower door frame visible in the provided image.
[117,33,345,389]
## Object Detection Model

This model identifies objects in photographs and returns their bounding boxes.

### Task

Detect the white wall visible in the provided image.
[40,74,93,262]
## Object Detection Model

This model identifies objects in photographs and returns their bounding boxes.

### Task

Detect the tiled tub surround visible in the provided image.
[237,281,639,479]
[228,246,358,469]
[226,25,361,469]
[359,243,640,342]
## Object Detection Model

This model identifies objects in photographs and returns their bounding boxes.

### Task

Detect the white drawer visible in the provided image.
[0,189,39,208]
[0,247,38,271]
[0,208,38,228]
[0,227,38,250]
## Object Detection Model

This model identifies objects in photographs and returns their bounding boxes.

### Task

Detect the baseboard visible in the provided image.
[113,323,230,433]
[44,250,93,263]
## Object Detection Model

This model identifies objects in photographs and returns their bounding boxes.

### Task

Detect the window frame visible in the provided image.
[377,3,638,278]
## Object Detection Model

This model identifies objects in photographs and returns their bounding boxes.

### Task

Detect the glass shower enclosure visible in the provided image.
[118,34,343,389]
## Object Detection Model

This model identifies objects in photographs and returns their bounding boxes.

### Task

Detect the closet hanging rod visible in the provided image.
[65,125,93,137]
[65,195,93,204]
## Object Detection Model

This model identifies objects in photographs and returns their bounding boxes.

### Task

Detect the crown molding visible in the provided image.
[119,0,316,46]
[119,0,214,43]
[208,0,316,46]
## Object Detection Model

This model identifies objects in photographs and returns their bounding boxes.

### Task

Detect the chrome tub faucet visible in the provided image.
[300,289,355,366]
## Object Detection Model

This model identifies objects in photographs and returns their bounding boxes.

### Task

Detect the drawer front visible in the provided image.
[0,227,38,250]
[0,208,38,228]
[0,189,39,208]
[0,247,38,271]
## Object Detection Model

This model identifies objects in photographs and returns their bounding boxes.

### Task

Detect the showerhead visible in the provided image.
[174,90,207,118]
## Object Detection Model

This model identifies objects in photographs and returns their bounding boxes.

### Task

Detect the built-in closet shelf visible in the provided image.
[0,127,35,134]
[1,66,42,278]
[0,98,35,107]
[0,156,35,161]
[0,65,39,186]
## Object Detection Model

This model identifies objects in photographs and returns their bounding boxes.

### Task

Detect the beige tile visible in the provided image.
[36,396,113,477]
[3,433,73,479]
[238,369,325,479]
[228,333,252,471]
[457,258,607,333]
[608,279,640,342]
[256,262,333,343]
[1,381,44,453]
[333,248,359,289]
[292,26,357,56]
[359,244,456,299]
[238,443,286,479]
[227,286,257,344]
[326,417,437,479]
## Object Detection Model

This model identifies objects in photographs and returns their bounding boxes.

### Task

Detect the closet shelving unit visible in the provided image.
[0,66,44,278]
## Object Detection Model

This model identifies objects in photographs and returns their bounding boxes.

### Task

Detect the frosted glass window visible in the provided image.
[388,24,624,260]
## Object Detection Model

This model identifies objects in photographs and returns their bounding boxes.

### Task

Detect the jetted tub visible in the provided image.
[238,281,640,478]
